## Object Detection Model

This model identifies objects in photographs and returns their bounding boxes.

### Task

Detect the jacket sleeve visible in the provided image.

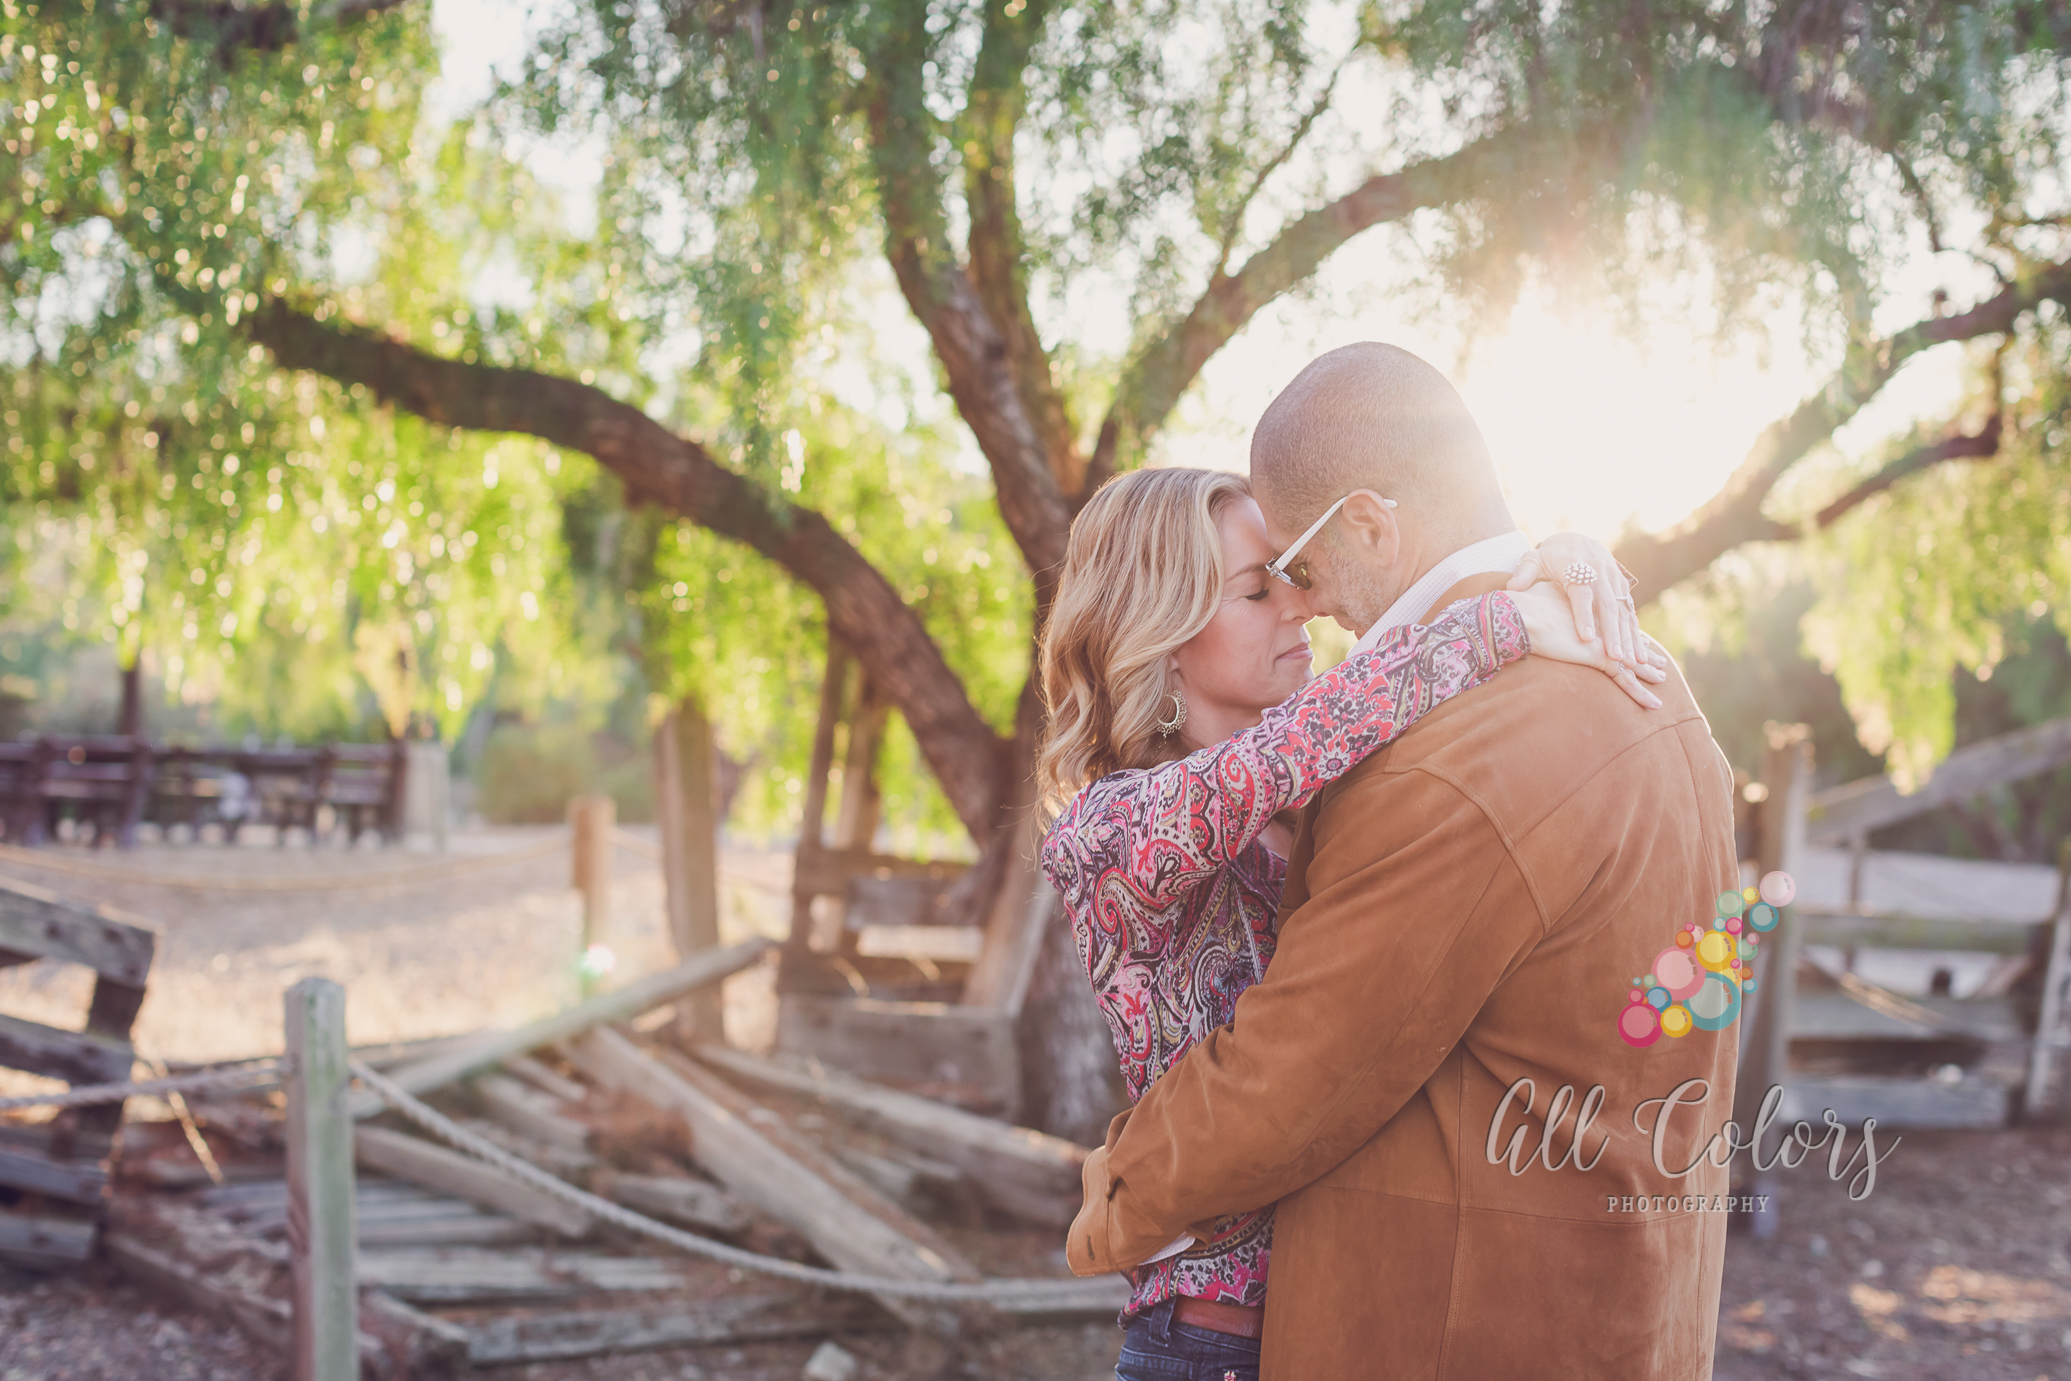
[1038,591,1525,918]
[1066,764,1547,1274]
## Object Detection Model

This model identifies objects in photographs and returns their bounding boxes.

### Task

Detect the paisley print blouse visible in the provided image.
[1038,592,1529,1318]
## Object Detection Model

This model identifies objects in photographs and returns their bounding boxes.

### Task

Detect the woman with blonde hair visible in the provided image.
[1036,466,1660,1381]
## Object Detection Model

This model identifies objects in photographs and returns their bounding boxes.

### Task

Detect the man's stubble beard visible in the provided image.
[1324,552,1399,636]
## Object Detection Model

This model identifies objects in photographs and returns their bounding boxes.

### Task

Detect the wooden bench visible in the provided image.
[326,742,409,845]
[132,741,409,846]
[0,876,156,1270]
[0,738,155,849]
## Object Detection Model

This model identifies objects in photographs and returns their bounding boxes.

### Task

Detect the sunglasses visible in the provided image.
[1264,490,1398,591]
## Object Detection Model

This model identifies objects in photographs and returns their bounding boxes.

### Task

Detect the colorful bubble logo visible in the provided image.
[1615,873,1789,1047]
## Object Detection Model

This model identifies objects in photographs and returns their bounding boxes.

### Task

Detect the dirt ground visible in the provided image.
[6,828,2071,1379]
[1714,1127,2071,1381]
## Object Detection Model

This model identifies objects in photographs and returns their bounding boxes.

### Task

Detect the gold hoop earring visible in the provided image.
[1154,690,1188,737]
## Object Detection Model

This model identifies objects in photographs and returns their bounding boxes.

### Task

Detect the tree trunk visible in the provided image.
[117,656,142,739]
[1014,888,1124,1147]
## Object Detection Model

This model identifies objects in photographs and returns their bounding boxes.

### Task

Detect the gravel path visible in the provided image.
[0,827,788,1100]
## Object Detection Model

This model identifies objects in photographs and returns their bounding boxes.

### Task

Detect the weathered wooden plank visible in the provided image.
[0,1119,113,1166]
[466,1294,884,1365]
[472,1073,590,1152]
[2027,848,2071,1113]
[109,1200,453,1374]
[1799,910,2037,955]
[593,1169,750,1235]
[1806,715,2071,844]
[0,1145,108,1204]
[75,976,151,1146]
[356,1215,535,1249]
[0,1011,133,1085]
[358,1290,471,1379]
[985,1274,1132,1322]
[775,995,1019,1115]
[0,1210,96,1270]
[696,1043,1084,1227]
[358,1246,702,1302]
[353,1125,591,1238]
[0,876,156,985]
[197,1175,440,1210]
[502,1054,588,1104]
[454,1115,596,1179]
[1786,1073,2011,1129]
[566,1027,971,1334]
[1791,991,2026,1042]
[354,937,772,1115]
[840,1149,977,1221]
[286,978,357,1381]
[793,845,969,897]
[652,1047,982,1281]
[102,1229,292,1346]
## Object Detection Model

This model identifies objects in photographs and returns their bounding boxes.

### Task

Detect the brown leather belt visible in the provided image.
[1172,1296,1265,1340]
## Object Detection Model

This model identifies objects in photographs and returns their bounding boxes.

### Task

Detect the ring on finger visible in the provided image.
[1564,561,1599,586]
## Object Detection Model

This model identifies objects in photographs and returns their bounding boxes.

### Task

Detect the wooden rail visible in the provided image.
[0,876,155,1271]
[1805,715,2071,845]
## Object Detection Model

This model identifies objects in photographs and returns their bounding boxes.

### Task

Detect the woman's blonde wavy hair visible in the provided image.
[1037,467,1253,811]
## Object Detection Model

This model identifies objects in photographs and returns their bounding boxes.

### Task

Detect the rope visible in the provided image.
[0,836,567,893]
[0,1059,287,1112]
[349,1059,1108,1308]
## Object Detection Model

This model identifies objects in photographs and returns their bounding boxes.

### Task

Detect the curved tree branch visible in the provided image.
[866,17,1073,590]
[1211,62,1345,280]
[1616,263,2071,598]
[237,295,1012,841]
[964,0,1084,500]
[1811,421,2002,530]
[1089,128,1530,486]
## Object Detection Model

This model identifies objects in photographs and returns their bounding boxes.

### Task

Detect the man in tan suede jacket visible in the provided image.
[1069,343,1743,1378]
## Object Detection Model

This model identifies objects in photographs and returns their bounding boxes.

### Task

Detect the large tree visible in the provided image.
[9,0,2071,1032]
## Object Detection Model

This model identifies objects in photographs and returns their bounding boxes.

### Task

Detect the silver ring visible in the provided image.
[1563,562,1599,586]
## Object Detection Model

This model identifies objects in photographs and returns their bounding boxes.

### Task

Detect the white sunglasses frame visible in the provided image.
[1264,490,1398,587]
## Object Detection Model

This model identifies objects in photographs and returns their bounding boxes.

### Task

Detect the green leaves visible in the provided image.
[1805,329,2071,789]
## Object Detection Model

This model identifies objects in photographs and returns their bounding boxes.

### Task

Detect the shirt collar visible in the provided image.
[1348,530,1533,655]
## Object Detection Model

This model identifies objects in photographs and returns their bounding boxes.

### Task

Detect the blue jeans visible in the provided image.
[1115,1299,1263,1381]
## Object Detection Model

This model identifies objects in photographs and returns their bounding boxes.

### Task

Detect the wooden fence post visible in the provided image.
[285,977,356,1381]
[569,794,614,995]
[655,697,725,1039]
[785,642,848,970]
[2024,842,2071,1117]
[1732,722,1812,1240]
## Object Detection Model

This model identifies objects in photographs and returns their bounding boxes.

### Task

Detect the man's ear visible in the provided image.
[1336,490,1401,568]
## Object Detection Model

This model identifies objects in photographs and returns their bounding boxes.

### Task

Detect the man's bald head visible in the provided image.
[1250,342,1508,545]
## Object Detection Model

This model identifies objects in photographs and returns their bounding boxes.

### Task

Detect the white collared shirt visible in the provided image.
[1348,530,1534,656]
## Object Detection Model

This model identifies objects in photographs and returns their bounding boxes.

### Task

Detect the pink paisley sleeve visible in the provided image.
[1038,591,1527,918]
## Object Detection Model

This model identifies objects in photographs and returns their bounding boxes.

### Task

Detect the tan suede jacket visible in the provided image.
[1069,574,1743,1379]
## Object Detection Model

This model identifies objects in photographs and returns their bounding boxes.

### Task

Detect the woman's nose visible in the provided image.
[1281,583,1321,620]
